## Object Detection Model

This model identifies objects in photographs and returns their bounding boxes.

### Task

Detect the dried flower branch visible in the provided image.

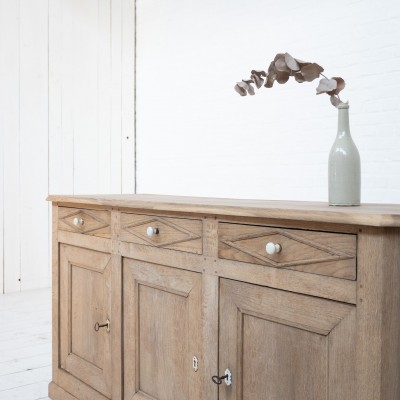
[234,52,346,107]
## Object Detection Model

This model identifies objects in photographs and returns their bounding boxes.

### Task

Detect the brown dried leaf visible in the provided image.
[316,78,337,95]
[251,72,265,89]
[267,61,277,74]
[264,72,276,88]
[328,77,345,95]
[294,71,306,83]
[276,71,290,84]
[274,53,285,62]
[234,83,247,96]
[275,57,290,72]
[242,80,255,95]
[285,53,300,71]
[294,58,311,67]
[251,70,267,78]
[301,63,324,82]
[330,95,341,107]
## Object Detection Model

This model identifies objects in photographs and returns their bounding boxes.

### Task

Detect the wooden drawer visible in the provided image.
[219,222,357,280]
[120,213,203,254]
[58,207,111,239]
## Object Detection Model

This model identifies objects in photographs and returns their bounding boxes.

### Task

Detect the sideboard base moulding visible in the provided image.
[47,194,400,400]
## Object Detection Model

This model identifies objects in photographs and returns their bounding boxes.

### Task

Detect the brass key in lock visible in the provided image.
[94,319,110,333]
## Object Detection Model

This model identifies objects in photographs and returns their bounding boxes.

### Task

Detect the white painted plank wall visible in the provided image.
[0,0,6,293]
[0,0,50,293]
[0,0,135,293]
[19,0,49,292]
[49,0,135,196]
[121,0,136,191]
[1,0,23,293]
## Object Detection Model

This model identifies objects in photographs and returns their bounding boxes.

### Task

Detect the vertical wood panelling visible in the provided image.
[1,0,135,293]
[72,0,101,194]
[98,0,113,193]
[0,82,3,293]
[48,0,74,195]
[110,0,123,193]
[1,0,21,292]
[121,0,135,193]
[49,0,135,196]
[48,0,71,298]
[0,1,5,292]
[0,123,3,293]
[19,0,49,290]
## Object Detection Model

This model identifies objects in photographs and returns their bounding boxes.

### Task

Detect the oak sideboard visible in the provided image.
[47,194,400,400]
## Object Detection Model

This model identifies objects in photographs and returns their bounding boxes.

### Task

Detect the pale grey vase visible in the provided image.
[328,103,361,206]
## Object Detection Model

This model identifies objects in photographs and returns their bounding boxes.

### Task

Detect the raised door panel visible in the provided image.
[124,259,202,400]
[219,278,356,400]
[59,245,113,398]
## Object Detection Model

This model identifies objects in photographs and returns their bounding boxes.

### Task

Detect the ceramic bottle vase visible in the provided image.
[328,103,361,206]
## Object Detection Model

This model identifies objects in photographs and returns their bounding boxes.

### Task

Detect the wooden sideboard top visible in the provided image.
[47,194,400,227]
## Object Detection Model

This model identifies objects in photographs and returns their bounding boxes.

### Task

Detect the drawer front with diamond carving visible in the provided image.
[58,208,111,239]
[120,213,203,254]
[219,223,357,280]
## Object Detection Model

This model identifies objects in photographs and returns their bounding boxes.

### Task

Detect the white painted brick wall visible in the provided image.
[136,0,400,203]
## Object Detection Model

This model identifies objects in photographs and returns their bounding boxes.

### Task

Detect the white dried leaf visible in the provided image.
[285,53,300,71]
[316,78,337,94]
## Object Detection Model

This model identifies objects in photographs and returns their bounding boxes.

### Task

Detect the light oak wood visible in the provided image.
[52,368,109,400]
[48,196,400,400]
[48,194,400,227]
[123,259,202,400]
[120,212,202,254]
[51,206,59,383]
[219,278,356,400]
[58,230,112,253]
[58,207,111,238]
[49,382,78,400]
[356,227,400,399]
[201,274,219,400]
[110,211,123,400]
[118,241,357,304]
[219,222,357,279]
[59,245,114,398]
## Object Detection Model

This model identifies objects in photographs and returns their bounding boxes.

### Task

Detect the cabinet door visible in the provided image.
[59,245,114,398]
[219,278,356,400]
[124,259,202,400]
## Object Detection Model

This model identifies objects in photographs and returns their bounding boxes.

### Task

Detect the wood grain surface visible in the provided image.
[48,194,400,227]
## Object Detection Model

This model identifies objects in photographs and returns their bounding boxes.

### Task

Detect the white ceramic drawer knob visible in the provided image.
[146,226,159,237]
[266,242,282,255]
[73,217,84,226]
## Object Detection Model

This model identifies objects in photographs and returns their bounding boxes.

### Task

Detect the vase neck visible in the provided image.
[337,106,350,138]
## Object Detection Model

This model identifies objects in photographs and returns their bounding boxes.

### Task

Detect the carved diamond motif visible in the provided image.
[123,217,200,247]
[61,210,109,234]
[223,229,354,268]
